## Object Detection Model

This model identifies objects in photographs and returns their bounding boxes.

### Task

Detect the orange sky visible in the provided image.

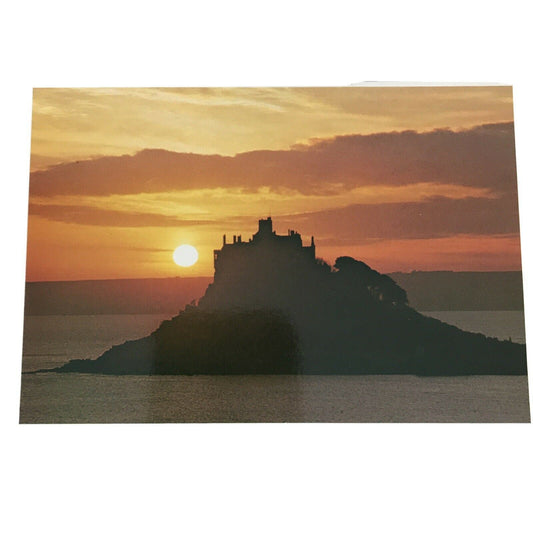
[26,86,521,280]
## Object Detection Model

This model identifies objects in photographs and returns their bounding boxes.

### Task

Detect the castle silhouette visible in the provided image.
[213,217,316,282]
[203,217,407,309]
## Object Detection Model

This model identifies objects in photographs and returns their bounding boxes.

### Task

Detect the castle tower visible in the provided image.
[257,216,273,235]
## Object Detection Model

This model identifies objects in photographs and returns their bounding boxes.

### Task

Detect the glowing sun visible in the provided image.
[173,244,199,267]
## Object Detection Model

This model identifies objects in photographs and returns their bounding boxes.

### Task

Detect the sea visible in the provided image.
[19,311,531,423]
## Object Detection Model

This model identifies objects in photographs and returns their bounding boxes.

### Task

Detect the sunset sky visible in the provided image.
[27,86,521,281]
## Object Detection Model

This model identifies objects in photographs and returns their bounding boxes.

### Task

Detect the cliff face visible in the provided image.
[53,250,527,376]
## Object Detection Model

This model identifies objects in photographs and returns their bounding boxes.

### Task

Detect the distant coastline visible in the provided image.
[389,271,524,311]
[24,271,524,315]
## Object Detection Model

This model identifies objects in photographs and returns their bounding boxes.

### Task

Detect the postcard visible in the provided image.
[20,86,530,423]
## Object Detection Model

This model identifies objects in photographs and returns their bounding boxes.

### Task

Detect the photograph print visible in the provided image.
[20,86,530,423]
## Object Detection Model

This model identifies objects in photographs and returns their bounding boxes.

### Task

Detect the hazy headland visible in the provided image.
[24,270,524,316]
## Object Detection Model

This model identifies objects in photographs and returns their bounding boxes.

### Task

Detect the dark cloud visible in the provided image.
[29,203,214,227]
[29,192,520,241]
[29,122,517,197]
[275,194,520,242]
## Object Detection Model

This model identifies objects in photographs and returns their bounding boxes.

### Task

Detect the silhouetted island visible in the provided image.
[53,218,527,376]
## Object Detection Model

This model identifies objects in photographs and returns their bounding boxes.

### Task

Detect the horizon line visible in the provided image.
[25,269,524,284]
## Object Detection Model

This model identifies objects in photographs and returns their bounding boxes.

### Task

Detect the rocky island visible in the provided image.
[53,218,527,376]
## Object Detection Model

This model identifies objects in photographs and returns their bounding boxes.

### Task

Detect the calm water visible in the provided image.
[21,314,171,373]
[19,312,531,423]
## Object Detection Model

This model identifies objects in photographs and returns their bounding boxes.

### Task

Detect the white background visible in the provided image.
[1,1,532,532]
